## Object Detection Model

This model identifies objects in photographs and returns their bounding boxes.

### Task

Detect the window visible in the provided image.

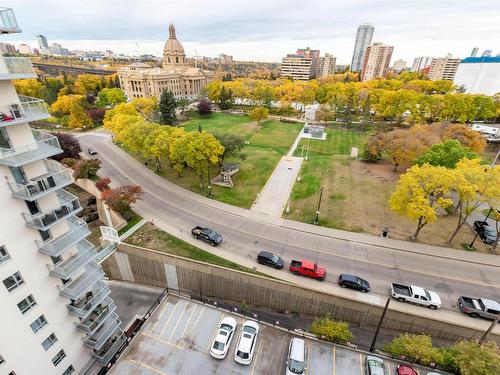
[17,294,37,314]
[38,230,51,242]
[41,333,57,351]
[62,365,75,375]
[3,272,24,292]
[0,245,10,263]
[30,315,48,333]
[52,350,66,367]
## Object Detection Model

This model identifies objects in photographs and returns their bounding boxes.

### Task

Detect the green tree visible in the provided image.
[68,102,93,129]
[73,159,101,180]
[158,90,177,125]
[315,104,335,125]
[96,87,126,107]
[183,132,224,187]
[143,126,173,171]
[214,133,246,166]
[309,314,353,342]
[74,74,104,94]
[414,140,477,169]
[249,106,269,125]
[450,340,500,375]
[218,86,234,110]
[384,334,443,365]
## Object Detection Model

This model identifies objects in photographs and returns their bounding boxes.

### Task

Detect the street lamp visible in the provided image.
[314,186,324,224]
[467,207,493,249]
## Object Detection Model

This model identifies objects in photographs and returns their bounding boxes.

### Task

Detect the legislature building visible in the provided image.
[118,24,214,99]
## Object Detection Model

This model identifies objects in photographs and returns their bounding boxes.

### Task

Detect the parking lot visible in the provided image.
[110,295,445,375]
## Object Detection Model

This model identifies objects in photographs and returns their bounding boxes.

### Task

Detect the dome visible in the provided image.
[163,24,185,54]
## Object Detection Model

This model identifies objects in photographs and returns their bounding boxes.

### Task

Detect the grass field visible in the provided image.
[123,112,302,208]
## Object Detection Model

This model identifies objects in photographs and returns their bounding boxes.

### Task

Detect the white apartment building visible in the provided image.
[454,56,500,96]
[360,43,393,82]
[428,54,461,81]
[280,55,313,80]
[316,53,336,78]
[350,23,374,72]
[0,8,125,375]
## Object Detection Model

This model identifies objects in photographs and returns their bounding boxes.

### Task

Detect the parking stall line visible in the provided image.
[388,362,391,374]
[141,332,184,350]
[332,346,336,375]
[128,359,169,375]
[250,338,264,375]
[149,300,171,335]
[205,313,224,355]
[191,306,205,332]
[359,353,363,375]
[159,302,181,337]
[167,302,189,342]
[178,304,198,345]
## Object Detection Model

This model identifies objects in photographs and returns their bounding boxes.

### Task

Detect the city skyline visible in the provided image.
[6,0,498,64]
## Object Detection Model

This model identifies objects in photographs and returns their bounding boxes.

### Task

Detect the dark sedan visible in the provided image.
[257,251,284,269]
[338,274,371,293]
[473,221,497,245]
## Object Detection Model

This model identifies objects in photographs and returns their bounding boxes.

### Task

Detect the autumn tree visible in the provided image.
[309,314,353,343]
[249,106,269,125]
[96,87,126,107]
[315,104,335,125]
[384,334,443,365]
[218,86,233,110]
[101,185,143,219]
[74,74,104,95]
[158,90,177,125]
[183,132,225,186]
[389,164,455,240]
[143,126,174,171]
[95,177,111,191]
[449,340,500,375]
[197,99,212,116]
[73,159,101,180]
[214,133,246,166]
[13,79,45,99]
[50,94,86,116]
[86,108,106,125]
[68,101,93,129]
[51,132,82,161]
[413,140,477,169]
[441,123,486,153]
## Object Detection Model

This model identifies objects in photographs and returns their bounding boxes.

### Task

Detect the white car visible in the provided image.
[210,317,237,359]
[234,320,260,365]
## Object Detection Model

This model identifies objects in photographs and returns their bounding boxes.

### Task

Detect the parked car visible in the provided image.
[396,364,418,375]
[191,226,223,246]
[338,274,370,293]
[210,317,237,359]
[390,283,441,309]
[88,147,98,155]
[234,320,259,365]
[426,372,443,375]
[289,260,326,281]
[458,296,500,319]
[285,338,307,375]
[257,251,284,269]
[365,355,386,375]
[473,220,497,245]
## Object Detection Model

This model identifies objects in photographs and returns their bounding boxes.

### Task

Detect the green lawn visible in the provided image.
[293,128,370,156]
[182,113,255,138]
[118,211,143,235]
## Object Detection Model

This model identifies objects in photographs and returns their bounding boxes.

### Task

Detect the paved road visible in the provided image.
[79,133,500,331]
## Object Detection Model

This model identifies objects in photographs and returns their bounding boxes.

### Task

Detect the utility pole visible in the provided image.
[370,298,391,352]
[468,207,493,249]
[480,314,499,344]
[314,186,323,224]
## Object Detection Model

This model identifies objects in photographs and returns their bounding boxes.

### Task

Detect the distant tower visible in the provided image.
[35,34,48,49]
[162,23,187,71]
[350,23,374,72]
[481,49,492,57]
[470,47,478,57]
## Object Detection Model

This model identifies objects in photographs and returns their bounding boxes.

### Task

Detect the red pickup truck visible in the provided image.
[289,260,326,281]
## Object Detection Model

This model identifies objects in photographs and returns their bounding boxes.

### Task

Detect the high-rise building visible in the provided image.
[481,49,492,57]
[0,42,16,54]
[218,54,233,64]
[0,8,125,374]
[428,54,461,80]
[392,59,407,73]
[50,43,63,55]
[35,34,48,49]
[350,23,374,72]
[280,47,320,80]
[316,53,336,78]
[360,42,393,82]
[470,47,479,57]
[411,56,433,72]
[454,56,500,96]
[17,44,32,54]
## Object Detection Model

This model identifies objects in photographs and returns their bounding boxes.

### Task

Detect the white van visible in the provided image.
[285,338,307,375]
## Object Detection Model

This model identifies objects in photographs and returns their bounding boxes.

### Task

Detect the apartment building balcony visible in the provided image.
[84,313,121,351]
[8,160,71,201]
[0,96,50,128]
[23,190,81,230]
[67,282,111,319]
[94,242,117,264]
[37,217,91,257]
[0,57,36,79]
[91,333,127,365]
[60,262,104,300]
[0,8,21,34]
[0,131,62,167]
[49,240,96,279]
[77,299,117,334]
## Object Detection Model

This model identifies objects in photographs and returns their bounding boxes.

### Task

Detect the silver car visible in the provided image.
[365,356,386,375]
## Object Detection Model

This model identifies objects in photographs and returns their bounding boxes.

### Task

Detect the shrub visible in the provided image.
[86,108,106,125]
[384,334,444,365]
[198,99,212,116]
[51,132,82,161]
[309,314,353,342]
[101,185,143,219]
[61,157,77,168]
[95,176,111,191]
[73,159,101,180]
[449,340,500,375]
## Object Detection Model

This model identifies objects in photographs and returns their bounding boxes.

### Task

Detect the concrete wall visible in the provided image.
[103,244,500,344]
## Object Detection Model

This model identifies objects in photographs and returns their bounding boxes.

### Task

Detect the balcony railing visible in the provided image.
[23,190,81,230]
[0,96,50,128]
[0,130,62,167]
[0,57,36,79]
[67,281,111,319]
[60,262,104,300]
[37,217,91,257]
[0,8,21,34]
[91,333,127,365]
[78,300,116,334]
[94,242,117,264]
[84,314,121,351]
[49,241,96,279]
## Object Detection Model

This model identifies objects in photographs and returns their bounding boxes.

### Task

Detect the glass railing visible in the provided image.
[59,262,104,300]
[37,217,91,257]
[91,333,127,365]
[67,282,111,319]
[0,57,35,78]
[0,96,49,127]
[23,190,81,229]
[78,300,116,334]
[0,8,20,33]
[94,242,117,264]
[84,313,121,350]
[0,131,61,167]
[49,240,96,279]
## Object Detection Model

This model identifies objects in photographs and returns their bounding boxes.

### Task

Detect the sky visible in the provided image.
[4,0,499,65]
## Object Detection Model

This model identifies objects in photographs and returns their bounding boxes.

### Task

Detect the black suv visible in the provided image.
[257,251,284,269]
[191,226,223,246]
[473,221,497,245]
[338,274,370,293]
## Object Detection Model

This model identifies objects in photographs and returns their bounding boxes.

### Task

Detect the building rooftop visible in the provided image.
[461,56,500,63]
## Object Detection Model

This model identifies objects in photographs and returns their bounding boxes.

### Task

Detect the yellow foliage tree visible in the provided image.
[389,164,455,240]
[68,102,92,129]
[249,106,269,125]
[50,94,85,116]
[441,124,486,153]
[74,74,103,94]
[13,79,45,98]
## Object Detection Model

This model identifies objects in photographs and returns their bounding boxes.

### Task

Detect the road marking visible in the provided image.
[167,301,189,342]
[388,361,391,374]
[359,353,363,375]
[250,336,263,375]
[128,359,169,375]
[332,346,336,375]
[191,306,206,333]
[205,313,224,354]
[179,304,198,344]
[159,301,181,337]
[141,332,184,349]
[150,300,171,334]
